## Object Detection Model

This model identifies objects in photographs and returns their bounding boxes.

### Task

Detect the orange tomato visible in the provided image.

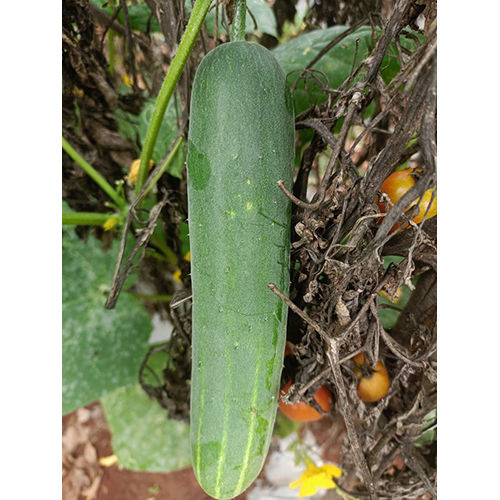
[377,169,437,231]
[284,341,294,358]
[352,353,390,403]
[279,380,332,422]
[352,352,366,367]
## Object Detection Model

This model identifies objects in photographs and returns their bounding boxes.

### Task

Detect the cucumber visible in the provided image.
[187,41,294,499]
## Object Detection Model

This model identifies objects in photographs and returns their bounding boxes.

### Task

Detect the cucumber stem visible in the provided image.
[231,0,247,41]
[127,292,173,302]
[135,0,212,195]
[62,137,127,211]
[108,29,115,75]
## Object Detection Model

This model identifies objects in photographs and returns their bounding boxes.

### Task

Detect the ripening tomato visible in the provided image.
[279,380,333,422]
[284,341,294,358]
[377,169,437,231]
[352,353,390,403]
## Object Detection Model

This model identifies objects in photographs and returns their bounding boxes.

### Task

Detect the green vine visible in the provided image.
[135,0,213,194]
[62,137,127,211]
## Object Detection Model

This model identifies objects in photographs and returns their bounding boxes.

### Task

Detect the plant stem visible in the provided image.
[62,137,127,211]
[128,292,173,302]
[231,0,247,41]
[135,0,212,194]
[150,233,178,265]
[62,212,110,226]
[108,29,115,75]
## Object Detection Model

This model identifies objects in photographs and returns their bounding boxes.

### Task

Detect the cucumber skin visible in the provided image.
[187,41,294,499]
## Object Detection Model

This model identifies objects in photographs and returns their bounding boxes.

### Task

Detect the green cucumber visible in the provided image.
[187,41,294,499]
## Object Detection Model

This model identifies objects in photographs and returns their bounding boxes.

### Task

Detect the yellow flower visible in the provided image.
[128,158,154,183]
[99,454,118,467]
[379,286,403,303]
[183,250,191,262]
[122,73,133,87]
[289,459,342,498]
[173,269,182,283]
[103,215,119,231]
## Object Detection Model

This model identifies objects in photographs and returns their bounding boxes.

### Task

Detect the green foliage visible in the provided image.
[273,25,423,116]
[378,284,412,330]
[378,256,413,330]
[243,0,278,37]
[273,412,301,439]
[414,409,437,447]
[113,98,185,179]
[90,0,161,33]
[113,108,141,156]
[185,0,278,38]
[178,221,190,257]
[62,227,152,414]
[101,383,191,471]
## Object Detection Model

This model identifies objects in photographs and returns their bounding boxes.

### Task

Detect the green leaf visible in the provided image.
[382,255,404,269]
[178,221,190,257]
[273,26,422,116]
[127,3,161,33]
[90,0,161,33]
[378,284,412,330]
[62,228,152,414]
[245,0,278,37]
[138,98,184,178]
[113,108,140,153]
[273,412,301,438]
[185,0,277,38]
[415,409,437,446]
[101,384,191,472]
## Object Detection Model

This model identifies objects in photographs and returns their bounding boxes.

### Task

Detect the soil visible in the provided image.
[62,402,268,500]
[62,401,347,500]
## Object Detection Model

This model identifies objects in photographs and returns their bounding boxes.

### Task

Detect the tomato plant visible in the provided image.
[352,353,390,403]
[279,380,333,422]
[377,169,437,231]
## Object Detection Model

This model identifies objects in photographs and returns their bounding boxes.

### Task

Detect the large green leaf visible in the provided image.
[101,383,191,472]
[273,26,422,115]
[62,228,152,414]
[138,98,185,178]
[244,0,278,37]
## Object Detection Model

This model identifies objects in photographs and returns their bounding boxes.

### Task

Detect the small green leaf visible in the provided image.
[382,255,405,269]
[273,412,301,438]
[62,228,152,414]
[178,221,190,257]
[378,284,413,330]
[414,409,437,446]
[101,384,191,471]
